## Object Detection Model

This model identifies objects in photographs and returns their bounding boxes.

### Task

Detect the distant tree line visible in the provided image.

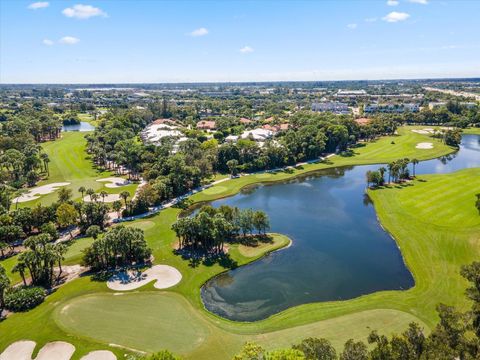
[85,109,400,216]
[0,105,64,192]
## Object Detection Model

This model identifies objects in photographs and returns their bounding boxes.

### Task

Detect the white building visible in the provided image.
[240,128,274,141]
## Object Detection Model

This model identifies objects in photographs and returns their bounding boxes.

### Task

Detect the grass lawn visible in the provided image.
[236,236,291,257]
[18,132,137,207]
[0,126,477,359]
[462,127,480,135]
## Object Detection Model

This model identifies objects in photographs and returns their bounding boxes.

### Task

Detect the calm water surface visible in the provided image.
[62,121,95,132]
[201,134,480,321]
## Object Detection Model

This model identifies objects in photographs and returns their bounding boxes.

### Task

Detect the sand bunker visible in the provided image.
[411,128,437,135]
[0,340,36,360]
[36,342,75,360]
[81,351,117,360]
[96,177,129,188]
[84,194,121,203]
[416,142,434,149]
[0,341,116,360]
[13,183,70,203]
[107,265,182,291]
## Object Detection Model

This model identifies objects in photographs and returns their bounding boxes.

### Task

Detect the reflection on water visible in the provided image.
[201,135,480,322]
[62,121,95,132]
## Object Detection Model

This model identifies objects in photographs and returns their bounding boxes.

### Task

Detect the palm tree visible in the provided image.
[86,188,95,202]
[54,243,67,279]
[112,200,123,217]
[78,186,86,200]
[100,190,108,202]
[14,189,28,209]
[120,191,130,207]
[411,158,419,177]
[11,262,27,286]
[378,167,387,185]
[40,153,50,176]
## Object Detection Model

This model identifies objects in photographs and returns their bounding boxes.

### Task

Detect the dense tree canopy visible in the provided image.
[83,225,151,270]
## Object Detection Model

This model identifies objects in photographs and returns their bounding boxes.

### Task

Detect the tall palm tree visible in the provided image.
[14,189,28,209]
[40,153,50,176]
[78,186,86,200]
[100,190,108,203]
[86,188,95,202]
[54,243,67,279]
[11,262,27,286]
[411,158,419,177]
[120,191,130,207]
[378,167,387,185]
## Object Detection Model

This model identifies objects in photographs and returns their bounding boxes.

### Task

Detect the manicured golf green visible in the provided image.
[1,127,478,360]
[54,292,425,358]
[19,132,137,206]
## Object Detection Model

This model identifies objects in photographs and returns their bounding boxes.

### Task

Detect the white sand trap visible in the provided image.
[36,341,75,360]
[107,265,182,291]
[0,340,36,360]
[412,128,436,135]
[96,177,129,188]
[84,194,121,203]
[416,142,434,149]
[13,183,70,203]
[0,341,114,360]
[80,350,116,360]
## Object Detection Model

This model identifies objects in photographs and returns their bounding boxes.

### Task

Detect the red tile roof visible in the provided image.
[355,117,371,126]
[196,120,216,130]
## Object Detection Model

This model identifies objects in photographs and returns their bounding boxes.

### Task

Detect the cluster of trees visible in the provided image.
[0,106,64,190]
[172,205,270,253]
[83,225,151,270]
[12,233,67,287]
[85,108,401,216]
[366,158,419,188]
[0,187,110,261]
[232,261,480,360]
[380,101,480,128]
[442,128,463,147]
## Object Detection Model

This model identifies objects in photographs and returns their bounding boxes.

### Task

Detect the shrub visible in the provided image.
[4,286,45,312]
[141,350,181,360]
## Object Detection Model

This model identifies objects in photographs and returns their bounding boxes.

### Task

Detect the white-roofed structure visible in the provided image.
[240,128,274,141]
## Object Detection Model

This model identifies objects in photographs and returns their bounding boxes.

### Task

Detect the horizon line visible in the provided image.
[2,75,480,86]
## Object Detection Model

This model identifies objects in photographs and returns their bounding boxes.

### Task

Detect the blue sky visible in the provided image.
[1,0,479,83]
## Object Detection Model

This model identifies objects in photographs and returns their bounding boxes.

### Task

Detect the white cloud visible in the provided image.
[189,27,209,37]
[239,46,254,54]
[59,36,80,45]
[387,0,399,6]
[28,2,49,9]
[382,11,410,22]
[42,39,54,46]
[62,4,107,19]
[365,17,378,22]
[408,0,428,4]
[347,23,358,29]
